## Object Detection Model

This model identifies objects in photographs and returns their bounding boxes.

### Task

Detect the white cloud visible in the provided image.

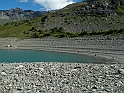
[20,0,28,2]
[33,0,75,10]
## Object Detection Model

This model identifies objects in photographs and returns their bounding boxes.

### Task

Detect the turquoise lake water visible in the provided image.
[0,49,105,63]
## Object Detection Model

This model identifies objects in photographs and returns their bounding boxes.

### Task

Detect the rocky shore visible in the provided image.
[0,35,124,93]
[0,35,123,63]
[0,62,124,93]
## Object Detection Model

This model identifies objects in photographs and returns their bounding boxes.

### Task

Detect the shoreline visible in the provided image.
[0,35,123,64]
[0,47,122,64]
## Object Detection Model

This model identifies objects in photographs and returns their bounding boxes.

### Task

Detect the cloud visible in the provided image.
[33,0,75,10]
[20,0,28,2]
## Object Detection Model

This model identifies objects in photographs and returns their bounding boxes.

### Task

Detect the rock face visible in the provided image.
[84,0,124,5]
[75,0,112,16]
[71,0,124,16]
[0,8,42,21]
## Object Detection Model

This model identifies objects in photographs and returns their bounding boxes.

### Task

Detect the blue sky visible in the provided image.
[0,0,83,11]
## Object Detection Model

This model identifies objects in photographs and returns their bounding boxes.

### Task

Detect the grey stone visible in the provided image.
[0,61,124,93]
[1,72,7,76]
[118,69,124,75]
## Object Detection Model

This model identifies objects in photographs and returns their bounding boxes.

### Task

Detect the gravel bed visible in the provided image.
[0,62,124,93]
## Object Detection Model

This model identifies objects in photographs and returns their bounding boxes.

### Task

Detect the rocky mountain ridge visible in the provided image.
[0,8,42,21]
[0,8,43,24]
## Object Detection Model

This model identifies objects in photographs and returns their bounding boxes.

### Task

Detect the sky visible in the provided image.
[0,0,83,11]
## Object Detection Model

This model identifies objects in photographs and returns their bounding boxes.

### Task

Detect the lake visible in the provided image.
[0,49,105,63]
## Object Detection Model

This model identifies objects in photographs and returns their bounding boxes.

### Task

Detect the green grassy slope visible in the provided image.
[0,17,123,38]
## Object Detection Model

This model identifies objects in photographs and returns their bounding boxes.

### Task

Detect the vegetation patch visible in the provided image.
[116,5,124,14]
[19,27,124,38]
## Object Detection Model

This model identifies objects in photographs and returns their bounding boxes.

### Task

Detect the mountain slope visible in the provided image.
[0,0,124,38]
[0,8,43,25]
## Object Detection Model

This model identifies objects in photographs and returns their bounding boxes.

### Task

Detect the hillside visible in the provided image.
[0,0,124,38]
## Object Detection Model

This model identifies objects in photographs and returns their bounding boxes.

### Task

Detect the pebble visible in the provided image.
[118,69,124,75]
[0,62,124,93]
[1,72,7,76]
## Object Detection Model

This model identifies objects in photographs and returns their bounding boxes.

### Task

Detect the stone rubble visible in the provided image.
[0,62,124,93]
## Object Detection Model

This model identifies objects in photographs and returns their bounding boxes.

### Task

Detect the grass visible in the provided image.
[0,23,31,38]
[116,5,124,14]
